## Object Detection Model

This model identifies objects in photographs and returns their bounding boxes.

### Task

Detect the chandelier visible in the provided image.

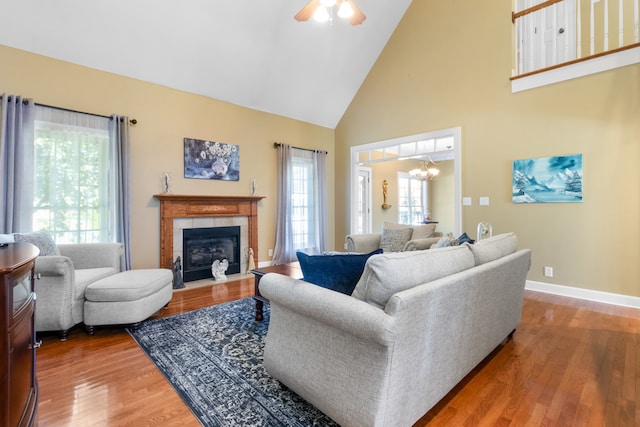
[295,0,366,26]
[409,158,440,181]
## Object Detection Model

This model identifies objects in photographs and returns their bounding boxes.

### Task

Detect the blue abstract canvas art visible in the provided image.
[513,154,583,203]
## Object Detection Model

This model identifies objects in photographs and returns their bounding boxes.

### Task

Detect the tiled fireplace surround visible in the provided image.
[154,194,263,280]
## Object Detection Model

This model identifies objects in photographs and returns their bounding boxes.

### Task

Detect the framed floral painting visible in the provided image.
[184,138,239,181]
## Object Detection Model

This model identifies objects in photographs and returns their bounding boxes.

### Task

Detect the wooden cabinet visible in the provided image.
[1,242,39,427]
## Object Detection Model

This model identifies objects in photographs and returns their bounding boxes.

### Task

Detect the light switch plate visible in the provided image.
[479,197,490,206]
[463,197,472,206]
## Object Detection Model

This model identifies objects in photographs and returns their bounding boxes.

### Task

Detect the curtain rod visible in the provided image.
[35,102,138,125]
[273,142,328,154]
[0,95,137,125]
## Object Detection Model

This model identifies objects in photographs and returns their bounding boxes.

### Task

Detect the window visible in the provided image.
[397,172,426,225]
[32,106,115,244]
[355,167,372,234]
[290,154,316,251]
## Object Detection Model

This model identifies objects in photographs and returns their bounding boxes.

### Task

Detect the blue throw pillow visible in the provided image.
[296,249,383,295]
[457,232,475,245]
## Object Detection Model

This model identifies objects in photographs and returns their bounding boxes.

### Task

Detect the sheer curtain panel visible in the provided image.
[0,95,35,233]
[272,144,327,265]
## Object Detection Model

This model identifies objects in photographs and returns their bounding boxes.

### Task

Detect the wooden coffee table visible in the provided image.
[251,262,302,321]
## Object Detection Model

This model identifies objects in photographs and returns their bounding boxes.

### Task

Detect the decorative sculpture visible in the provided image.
[172,256,185,289]
[381,179,392,209]
[247,248,256,273]
[477,222,493,241]
[163,172,171,194]
[211,258,229,281]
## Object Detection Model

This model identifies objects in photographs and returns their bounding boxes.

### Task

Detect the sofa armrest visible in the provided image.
[345,233,382,254]
[403,235,442,251]
[34,255,74,277]
[58,243,124,271]
[260,273,396,344]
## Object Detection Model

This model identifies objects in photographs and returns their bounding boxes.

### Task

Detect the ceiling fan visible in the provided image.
[295,0,366,26]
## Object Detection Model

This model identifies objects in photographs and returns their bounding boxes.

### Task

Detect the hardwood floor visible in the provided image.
[35,280,640,426]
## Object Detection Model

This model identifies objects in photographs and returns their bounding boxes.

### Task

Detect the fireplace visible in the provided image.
[153,195,264,281]
[183,226,241,282]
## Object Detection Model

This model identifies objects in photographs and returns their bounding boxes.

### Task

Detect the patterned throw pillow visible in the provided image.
[380,227,413,252]
[14,231,60,256]
[434,236,452,248]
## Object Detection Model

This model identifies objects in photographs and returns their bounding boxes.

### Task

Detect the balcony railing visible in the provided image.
[511,0,639,91]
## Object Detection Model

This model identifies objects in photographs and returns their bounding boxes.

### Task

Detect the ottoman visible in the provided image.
[84,268,173,334]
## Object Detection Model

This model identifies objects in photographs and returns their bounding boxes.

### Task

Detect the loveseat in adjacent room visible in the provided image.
[345,221,442,253]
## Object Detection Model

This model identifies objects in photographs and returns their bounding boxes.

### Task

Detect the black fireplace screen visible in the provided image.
[183,226,240,282]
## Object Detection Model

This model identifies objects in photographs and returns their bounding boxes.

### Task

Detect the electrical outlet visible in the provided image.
[544,266,553,277]
[268,249,273,257]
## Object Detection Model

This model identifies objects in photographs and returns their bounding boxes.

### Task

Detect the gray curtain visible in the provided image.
[0,95,35,233]
[110,115,132,270]
[272,144,294,264]
[315,149,328,253]
[272,144,328,265]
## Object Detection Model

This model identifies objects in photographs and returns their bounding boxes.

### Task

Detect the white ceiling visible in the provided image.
[0,0,413,129]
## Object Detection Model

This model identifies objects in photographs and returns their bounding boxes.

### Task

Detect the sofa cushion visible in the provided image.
[296,249,383,295]
[85,269,173,302]
[75,267,120,299]
[14,231,60,256]
[383,221,436,240]
[466,232,517,265]
[380,227,413,252]
[351,245,475,309]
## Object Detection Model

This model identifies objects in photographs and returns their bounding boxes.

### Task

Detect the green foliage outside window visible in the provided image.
[33,123,110,244]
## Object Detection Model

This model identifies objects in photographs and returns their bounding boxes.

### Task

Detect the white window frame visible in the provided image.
[290,155,316,251]
[397,172,427,225]
[349,127,462,237]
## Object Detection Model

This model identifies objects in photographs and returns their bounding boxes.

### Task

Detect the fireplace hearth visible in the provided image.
[183,226,241,282]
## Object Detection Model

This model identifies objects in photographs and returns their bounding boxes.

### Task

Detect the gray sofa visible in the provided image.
[260,233,531,427]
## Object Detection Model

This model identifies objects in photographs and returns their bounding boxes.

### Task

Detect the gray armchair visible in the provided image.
[34,243,123,340]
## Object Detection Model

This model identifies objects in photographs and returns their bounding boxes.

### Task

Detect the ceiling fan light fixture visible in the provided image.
[338,1,354,18]
[295,0,365,25]
[313,6,330,22]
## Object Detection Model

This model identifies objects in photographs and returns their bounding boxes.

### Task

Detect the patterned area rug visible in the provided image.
[128,298,338,426]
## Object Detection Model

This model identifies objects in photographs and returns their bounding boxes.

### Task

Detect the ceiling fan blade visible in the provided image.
[295,0,320,22]
[349,0,366,25]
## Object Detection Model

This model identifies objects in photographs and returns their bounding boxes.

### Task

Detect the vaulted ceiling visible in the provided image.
[0,0,413,128]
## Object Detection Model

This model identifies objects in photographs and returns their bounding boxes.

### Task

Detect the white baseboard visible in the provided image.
[257,261,272,268]
[526,280,640,310]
